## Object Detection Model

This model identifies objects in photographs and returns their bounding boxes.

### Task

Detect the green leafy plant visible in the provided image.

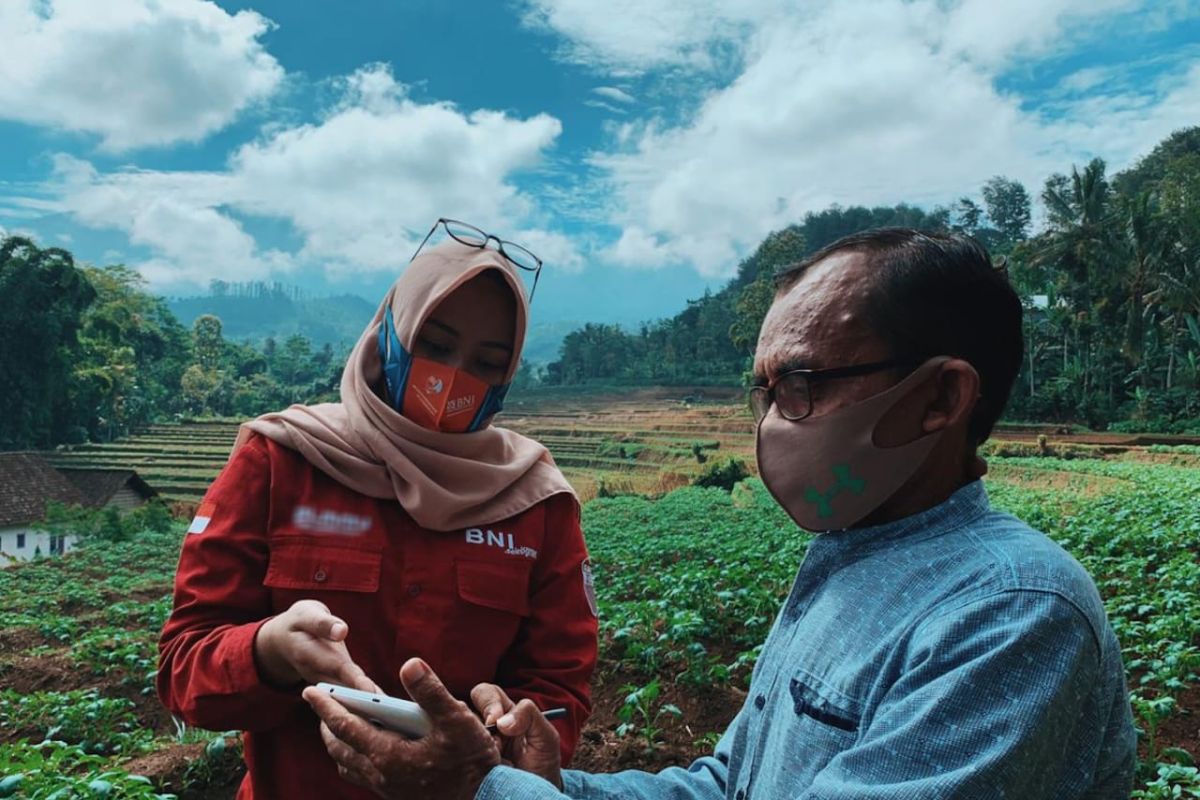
[616,679,683,748]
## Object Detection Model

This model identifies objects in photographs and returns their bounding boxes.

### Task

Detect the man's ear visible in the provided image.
[922,359,980,434]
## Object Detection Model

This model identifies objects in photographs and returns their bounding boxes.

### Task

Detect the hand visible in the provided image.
[254,599,379,691]
[471,683,563,790]
[303,658,501,800]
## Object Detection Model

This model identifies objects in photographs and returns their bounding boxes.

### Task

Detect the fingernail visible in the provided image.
[411,659,429,678]
[498,713,514,728]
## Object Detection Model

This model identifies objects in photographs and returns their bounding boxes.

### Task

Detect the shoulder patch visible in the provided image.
[188,500,217,535]
[581,558,598,617]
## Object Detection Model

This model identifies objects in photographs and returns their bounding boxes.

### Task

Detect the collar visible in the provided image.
[805,479,990,559]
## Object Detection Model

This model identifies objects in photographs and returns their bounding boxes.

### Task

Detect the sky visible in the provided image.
[0,0,1197,327]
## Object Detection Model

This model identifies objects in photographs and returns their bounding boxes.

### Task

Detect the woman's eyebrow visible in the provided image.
[425,319,458,337]
[480,341,514,353]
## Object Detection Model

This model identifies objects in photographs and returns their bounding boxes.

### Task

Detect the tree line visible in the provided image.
[544,127,1200,433]
[0,239,344,450]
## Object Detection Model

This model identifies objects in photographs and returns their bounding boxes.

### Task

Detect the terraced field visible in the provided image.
[45,389,1200,506]
[45,389,758,505]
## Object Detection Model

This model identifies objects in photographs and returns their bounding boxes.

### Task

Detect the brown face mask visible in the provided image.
[755,357,950,532]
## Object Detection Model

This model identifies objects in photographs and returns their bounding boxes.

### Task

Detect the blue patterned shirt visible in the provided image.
[476,480,1136,800]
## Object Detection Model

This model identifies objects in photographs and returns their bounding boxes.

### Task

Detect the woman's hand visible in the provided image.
[471,683,563,790]
[254,599,379,691]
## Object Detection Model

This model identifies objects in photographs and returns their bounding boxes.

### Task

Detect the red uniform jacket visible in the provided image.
[158,433,597,800]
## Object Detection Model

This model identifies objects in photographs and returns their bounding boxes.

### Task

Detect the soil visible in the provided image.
[570,659,745,774]
[122,740,245,800]
[1144,683,1200,765]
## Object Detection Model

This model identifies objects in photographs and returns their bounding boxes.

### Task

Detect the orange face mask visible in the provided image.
[402,357,492,433]
[378,313,509,433]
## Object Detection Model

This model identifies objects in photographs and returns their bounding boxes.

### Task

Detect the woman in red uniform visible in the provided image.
[158,223,598,800]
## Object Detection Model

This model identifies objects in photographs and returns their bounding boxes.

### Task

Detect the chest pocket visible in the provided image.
[264,539,382,593]
[455,559,532,616]
[749,671,860,797]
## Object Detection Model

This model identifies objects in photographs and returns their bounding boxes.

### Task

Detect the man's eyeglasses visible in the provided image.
[411,218,543,301]
[749,360,915,423]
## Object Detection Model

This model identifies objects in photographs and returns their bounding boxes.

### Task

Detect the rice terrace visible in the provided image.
[2,391,1199,797]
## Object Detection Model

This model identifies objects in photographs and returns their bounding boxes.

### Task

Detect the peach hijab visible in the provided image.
[232,241,576,531]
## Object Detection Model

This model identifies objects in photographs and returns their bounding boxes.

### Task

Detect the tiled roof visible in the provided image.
[57,468,157,506]
[0,452,88,528]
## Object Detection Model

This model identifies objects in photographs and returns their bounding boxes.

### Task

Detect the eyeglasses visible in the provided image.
[411,218,543,301]
[748,359,915,423]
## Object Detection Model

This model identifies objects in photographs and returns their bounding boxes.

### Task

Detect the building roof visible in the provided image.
[57,468,157,506]
[0,452,88,528]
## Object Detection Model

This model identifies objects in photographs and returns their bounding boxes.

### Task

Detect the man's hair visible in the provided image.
[774,228,1024,447]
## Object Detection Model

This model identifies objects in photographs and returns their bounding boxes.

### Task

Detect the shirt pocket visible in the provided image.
[263,539,382,594]
[455,559,532,617]
[753,672,860,796]
[438,559,532,689]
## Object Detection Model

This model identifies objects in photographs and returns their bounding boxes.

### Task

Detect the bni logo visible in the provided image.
[446,395,475,415]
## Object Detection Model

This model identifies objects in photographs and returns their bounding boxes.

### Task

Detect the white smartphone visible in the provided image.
[315,683,432,738]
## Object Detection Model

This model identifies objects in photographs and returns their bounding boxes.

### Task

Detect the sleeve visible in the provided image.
[156,433,303,732]
[495,492,600,766]
[798,589,1106,800]
[475,710,740,800]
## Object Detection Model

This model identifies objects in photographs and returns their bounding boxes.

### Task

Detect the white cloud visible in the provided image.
[37,65,569,287]
[0,0,283,150]
[542,0,1200,276]
[516,228,586,273]
[583,99,629,115]
[592,86,637,104]
[518,0,774,73]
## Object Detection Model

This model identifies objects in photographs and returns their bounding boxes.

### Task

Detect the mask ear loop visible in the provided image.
[467,383,510,432]
[377,312,413,411]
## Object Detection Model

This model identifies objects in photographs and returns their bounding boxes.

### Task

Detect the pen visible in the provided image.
[484,707,568,734]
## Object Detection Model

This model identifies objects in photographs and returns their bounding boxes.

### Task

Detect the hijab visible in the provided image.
[232,241,576,531]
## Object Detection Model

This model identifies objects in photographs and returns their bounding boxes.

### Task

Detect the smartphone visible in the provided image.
[315,683,432,738]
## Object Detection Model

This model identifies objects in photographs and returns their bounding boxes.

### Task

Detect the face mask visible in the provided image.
[755,357,949,532]
[377,313,509,433]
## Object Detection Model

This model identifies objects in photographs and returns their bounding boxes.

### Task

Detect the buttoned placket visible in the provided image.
[736,540,843,800]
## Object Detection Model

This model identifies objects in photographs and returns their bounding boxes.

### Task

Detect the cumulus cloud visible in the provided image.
[0,0,283,150]
[38,65,569,287]
[530,0,1200,276]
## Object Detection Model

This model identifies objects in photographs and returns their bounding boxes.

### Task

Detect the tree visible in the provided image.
[952,197,983,234]
[981,176,1032,244]
[0,236,96,447]
[192,315,225,371]
[75,265,192,440]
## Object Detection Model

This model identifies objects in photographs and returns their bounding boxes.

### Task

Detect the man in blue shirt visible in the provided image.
[304,228,1137,799]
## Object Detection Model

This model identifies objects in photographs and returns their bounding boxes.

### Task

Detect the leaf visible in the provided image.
[0,775,24,798]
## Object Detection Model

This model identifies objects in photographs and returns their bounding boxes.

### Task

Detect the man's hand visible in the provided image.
[471,683,563,790]
[303,658,501,800]
[254,599,379,691]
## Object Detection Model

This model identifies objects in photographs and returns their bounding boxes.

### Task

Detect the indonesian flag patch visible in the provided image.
[581,558,598,617]
[188,500,217,535]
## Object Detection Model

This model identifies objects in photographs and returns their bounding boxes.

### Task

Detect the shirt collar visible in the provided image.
[806,479,990,558]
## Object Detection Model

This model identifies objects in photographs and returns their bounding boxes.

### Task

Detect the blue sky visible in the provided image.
[1,0,1197,328]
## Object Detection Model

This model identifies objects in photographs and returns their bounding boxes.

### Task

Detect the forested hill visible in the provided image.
[544,202,996,386]
[168,285,375,349]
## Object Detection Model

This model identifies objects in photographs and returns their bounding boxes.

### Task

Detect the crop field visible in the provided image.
[5,396,1198,797]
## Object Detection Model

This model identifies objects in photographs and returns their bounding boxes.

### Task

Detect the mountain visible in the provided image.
[169,290,576,365]
[168,292,376,350]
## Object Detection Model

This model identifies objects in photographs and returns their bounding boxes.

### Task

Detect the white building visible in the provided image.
[0,453,156,568]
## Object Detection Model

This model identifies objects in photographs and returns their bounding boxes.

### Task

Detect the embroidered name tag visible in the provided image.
[292,506,373,535]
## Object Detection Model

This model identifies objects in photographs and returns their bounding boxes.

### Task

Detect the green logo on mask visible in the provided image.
[803,464,867,519]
